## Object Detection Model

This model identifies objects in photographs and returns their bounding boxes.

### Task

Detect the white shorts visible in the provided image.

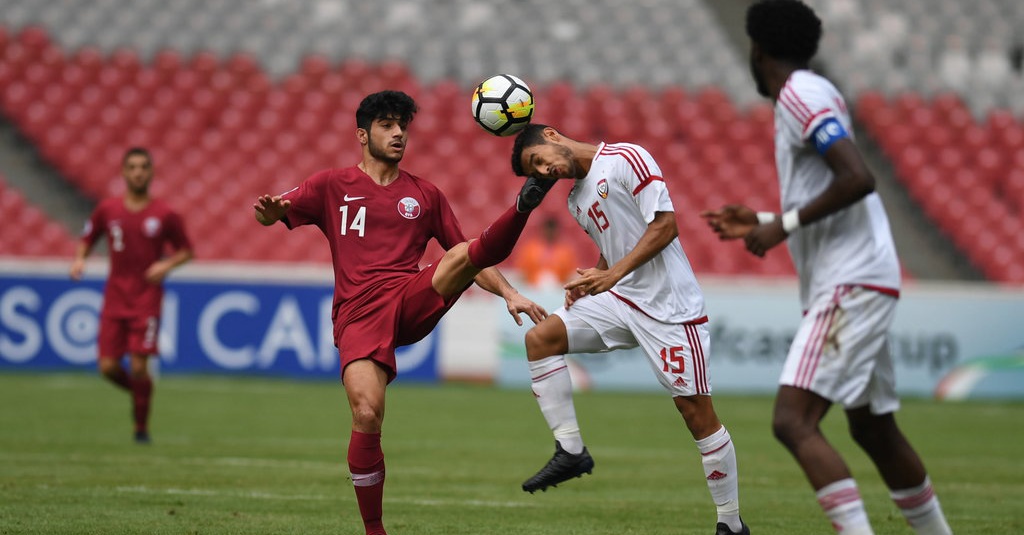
[780,285,900,414]
[553,292,711,397]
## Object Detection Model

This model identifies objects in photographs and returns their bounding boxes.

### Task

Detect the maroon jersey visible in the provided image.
[81,198,192,318]
[281,166,466,320]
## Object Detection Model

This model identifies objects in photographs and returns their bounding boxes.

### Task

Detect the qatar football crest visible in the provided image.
[397,197,421,219]
[143,216,162,237]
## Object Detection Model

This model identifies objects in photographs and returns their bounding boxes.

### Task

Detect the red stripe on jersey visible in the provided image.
[781,85,813,122]
[779,88,808,124]
[603,145,652,178]
[601,145,653,191]
[800,109,831,136]
[787,85,816,119]
[632,175,664,196]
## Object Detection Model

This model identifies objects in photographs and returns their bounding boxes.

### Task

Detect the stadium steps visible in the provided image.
[0,114,94,238]
[852,121,985,281]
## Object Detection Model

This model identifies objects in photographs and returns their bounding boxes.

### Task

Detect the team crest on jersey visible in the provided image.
[143,216,161,237]
[397,197,421,219]
[596,178,609,199]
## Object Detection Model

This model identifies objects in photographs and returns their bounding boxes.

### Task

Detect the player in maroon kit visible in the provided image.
[70,147,193,444]
[255,90,553,535]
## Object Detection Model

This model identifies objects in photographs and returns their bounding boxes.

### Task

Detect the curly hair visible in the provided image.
[355,90,418,130]
[510,123,551,177]
[746,0,822,64]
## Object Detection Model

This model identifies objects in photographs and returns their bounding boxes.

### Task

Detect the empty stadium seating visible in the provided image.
[857,91,1024,282]
[0,173,77,257]
[0,23,797,277]
[0,0,1021,283]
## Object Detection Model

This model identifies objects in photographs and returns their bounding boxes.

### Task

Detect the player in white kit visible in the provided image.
[701,2,953,534]
[511,124,750,535]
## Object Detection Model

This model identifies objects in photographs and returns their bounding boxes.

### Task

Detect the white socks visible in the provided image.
[891,476,953,535]
[695,426,742,531]
[528,355,583,454]
[817,478,874,534]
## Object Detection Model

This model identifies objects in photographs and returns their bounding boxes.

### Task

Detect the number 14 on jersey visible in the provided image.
[339,205,366,237]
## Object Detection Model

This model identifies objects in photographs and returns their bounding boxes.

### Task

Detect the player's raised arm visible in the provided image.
[253,194,292,226]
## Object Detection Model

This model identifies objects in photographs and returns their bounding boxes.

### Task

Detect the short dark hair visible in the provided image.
[122,146,151,165]
[510,123,551,176]
[746,0,822,64]
[355,90,418,130]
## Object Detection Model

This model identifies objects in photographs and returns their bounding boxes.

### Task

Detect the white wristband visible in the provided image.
[781,209,801,234]
[756,212,776,225]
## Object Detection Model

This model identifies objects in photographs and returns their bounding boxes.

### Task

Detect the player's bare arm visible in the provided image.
[474,267,548,326]
[744,138,875,257]
[254,194,292,226]
[700,205,758,241]
[69,242,92,281]
[565,211,678,296]
[144,247,194,284]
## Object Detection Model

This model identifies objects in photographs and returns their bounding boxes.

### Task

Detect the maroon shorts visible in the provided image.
[98,315,160,359]
[335,263,466,383]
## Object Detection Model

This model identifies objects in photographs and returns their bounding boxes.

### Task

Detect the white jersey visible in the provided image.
[566,142,705,324]
[774,70,901,309]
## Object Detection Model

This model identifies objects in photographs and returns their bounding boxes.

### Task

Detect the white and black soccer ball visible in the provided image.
[471,74,535,137]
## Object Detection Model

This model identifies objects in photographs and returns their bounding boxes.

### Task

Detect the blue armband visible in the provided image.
[810,117,849,154]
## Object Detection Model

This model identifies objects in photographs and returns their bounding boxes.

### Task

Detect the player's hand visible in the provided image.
[504,292,548,326]
[744,219,788,257]
[700,204,758,240]
[564,285,587,308]
[144,260,172,283]
[564,267,618,297]
[254,194,292,225]
[69,259,85,281]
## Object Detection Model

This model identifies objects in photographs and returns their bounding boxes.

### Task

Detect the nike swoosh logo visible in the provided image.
[343,194,365,202]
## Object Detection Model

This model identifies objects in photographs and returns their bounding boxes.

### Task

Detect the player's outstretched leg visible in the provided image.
[516,176,556,212]
[522,441,594,493]
[467,177,555,270]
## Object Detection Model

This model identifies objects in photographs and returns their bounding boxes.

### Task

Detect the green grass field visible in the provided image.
[0,373,1021,534]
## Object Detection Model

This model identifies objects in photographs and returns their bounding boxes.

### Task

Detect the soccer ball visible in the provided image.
[471,74,534,137]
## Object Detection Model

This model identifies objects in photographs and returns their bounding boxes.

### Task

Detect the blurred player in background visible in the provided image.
[514,215,579,289]
[701,1,953,534]
[253,90,552,535]
[70,147,193,444]
[510,124,750,535]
